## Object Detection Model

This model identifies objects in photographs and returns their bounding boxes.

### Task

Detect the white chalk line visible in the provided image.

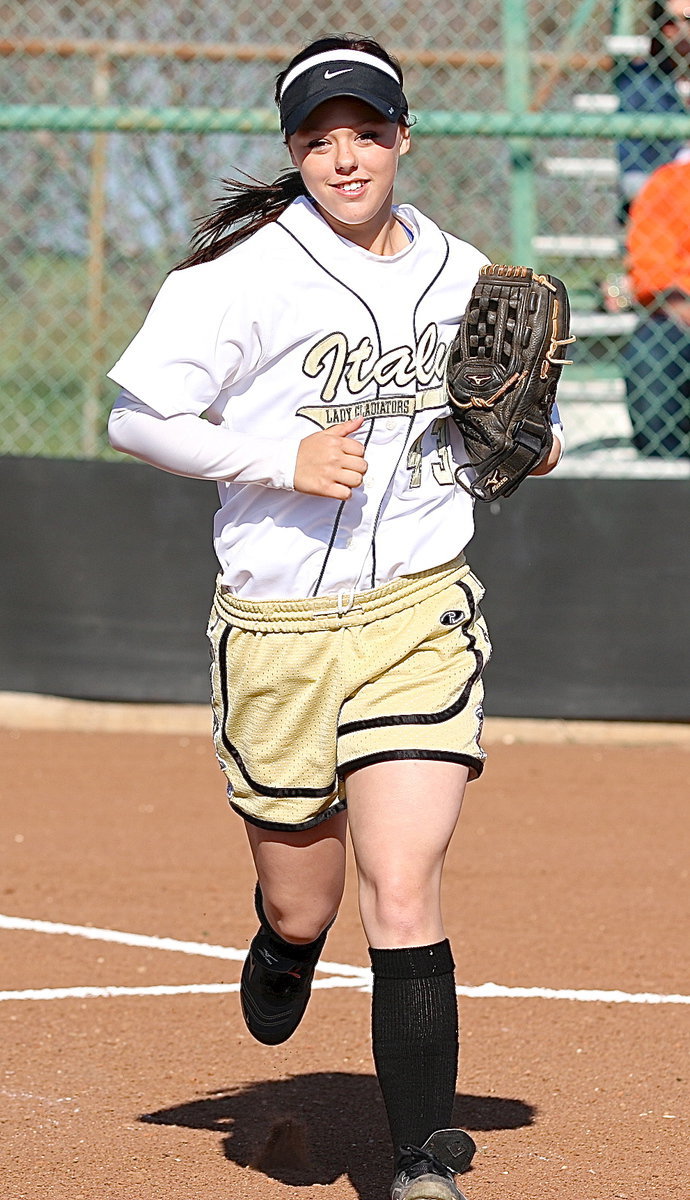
[0,912,366,976]
[0,980,363,1002]
[1,913,689,1006]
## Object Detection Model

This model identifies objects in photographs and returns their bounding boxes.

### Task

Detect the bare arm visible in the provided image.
[529,431,563,476]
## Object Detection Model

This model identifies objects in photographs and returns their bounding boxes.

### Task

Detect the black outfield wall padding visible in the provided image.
[471,481,689,720]
[1,456,688,719]
[1,457,218,704]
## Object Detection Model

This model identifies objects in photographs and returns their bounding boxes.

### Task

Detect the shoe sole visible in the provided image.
[393,1175,466,1200]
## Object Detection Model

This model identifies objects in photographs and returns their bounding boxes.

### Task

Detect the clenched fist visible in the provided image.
[294,416,368,500]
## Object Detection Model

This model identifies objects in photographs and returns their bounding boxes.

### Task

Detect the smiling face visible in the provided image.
[287,96,411,252]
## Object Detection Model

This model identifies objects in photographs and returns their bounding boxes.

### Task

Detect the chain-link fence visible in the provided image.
[2,0,690,473]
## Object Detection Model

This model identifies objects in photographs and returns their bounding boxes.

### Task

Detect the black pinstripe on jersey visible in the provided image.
[275,217,456,598]
[367,232,453,588]
[275,218,383,595]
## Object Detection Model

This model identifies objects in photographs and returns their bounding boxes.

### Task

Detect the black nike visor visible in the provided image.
[279,55,408,137]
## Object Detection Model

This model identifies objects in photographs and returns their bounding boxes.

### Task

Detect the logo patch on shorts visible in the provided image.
[440,609,464,627]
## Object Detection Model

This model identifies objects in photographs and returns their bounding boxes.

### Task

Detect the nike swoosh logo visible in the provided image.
[324,68,354,79]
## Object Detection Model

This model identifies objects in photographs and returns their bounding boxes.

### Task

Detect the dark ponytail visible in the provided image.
[175,34,405,270]
[175,170,308,269]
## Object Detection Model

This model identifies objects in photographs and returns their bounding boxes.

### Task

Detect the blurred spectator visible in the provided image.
[620,151,690,458]
[614,1,690,216]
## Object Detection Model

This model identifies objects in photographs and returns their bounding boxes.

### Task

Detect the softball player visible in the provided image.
[108,35,563,1200]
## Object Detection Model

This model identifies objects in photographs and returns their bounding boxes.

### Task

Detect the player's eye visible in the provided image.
[357,131,380,142]
[306,137,329,149]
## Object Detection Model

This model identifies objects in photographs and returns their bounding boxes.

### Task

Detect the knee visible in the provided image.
[261,891,339,945]
[359,875,440,944]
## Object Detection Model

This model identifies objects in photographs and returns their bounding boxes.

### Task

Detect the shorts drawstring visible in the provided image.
[312,589,363,619]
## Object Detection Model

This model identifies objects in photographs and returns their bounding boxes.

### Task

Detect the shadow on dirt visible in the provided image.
[140,1072,535,1198]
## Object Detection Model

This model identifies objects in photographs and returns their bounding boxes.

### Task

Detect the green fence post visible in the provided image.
[83,51,110,457]
[501,0,535,266]
[611,0,638,37]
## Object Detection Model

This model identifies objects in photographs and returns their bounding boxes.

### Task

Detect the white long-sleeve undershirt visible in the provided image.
[107,389,299,490]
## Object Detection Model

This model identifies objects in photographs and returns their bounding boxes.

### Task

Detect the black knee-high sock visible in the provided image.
[369,940,458,1158]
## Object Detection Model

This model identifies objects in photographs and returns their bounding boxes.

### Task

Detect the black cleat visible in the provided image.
[240,925,322,1045]
[390,1129,476,1200]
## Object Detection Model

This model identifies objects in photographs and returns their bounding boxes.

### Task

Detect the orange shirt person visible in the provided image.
[621,154,690,458]
[627,155,690,315]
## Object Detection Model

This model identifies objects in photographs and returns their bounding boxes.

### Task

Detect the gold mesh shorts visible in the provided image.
[207,556,491,831]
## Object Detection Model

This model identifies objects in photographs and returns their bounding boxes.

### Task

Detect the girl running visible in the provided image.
[108,34,563,1199]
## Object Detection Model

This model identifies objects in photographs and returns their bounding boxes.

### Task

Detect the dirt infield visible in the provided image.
[1,711,688,1199]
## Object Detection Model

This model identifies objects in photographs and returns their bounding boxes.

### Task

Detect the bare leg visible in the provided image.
[346,758,470,1171]
[244,810,348,943]
[240,811,348,1046]
[346,758,468,947]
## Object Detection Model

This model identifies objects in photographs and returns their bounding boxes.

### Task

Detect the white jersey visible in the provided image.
[108,197,560,600]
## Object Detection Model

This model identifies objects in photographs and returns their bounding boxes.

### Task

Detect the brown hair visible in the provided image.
[175,35,406,270]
